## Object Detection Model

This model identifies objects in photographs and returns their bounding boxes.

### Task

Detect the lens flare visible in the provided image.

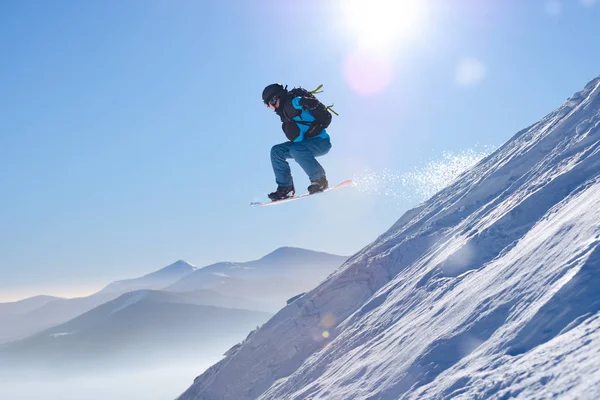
[320,313,337,329]
[343,48,393,96]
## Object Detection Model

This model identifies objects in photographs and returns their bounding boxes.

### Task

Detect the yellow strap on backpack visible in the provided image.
[309,84,339,116]
[326,105,339,116]
[309,84,324,95]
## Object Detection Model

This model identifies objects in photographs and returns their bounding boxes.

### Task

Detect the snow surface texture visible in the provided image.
[177,76,600,400]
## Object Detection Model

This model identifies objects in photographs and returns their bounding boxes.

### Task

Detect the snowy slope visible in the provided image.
[177,76,600,400]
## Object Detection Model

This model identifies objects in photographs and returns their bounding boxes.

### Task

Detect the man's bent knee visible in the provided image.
[271,144,287,159]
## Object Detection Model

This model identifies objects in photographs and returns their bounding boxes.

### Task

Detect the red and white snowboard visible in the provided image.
[250,180,353,207]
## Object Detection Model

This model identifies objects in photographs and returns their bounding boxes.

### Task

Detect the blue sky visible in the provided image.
[1,0,599,301]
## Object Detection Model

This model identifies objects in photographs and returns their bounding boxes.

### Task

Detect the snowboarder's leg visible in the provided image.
[289,137,332,182]
[271,142,294,186]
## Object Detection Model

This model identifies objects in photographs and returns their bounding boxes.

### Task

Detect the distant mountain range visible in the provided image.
[0,260,199,344]
[167,247,348,308]
[0,295,62,317]
[0,247,348,367]
[98,259,197,294]
[0,289,272,370]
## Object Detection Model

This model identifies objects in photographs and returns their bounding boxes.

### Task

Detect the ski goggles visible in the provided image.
[266,95,278,106]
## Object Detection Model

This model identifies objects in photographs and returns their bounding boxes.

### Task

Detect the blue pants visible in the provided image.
[271,137,332,187]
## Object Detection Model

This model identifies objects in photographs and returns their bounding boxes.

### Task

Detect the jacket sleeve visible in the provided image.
[281,98,302,120]
[282,121,300,142]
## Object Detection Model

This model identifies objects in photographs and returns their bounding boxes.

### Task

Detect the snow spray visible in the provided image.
[352,146,495,204]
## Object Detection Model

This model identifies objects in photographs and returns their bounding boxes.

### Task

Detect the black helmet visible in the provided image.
[262,83,285,104]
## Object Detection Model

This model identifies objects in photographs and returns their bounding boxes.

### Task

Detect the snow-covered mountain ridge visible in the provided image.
[177,76,600,400]
[167,247,347,292]
[99,259,197,294]
[166,247,348,310]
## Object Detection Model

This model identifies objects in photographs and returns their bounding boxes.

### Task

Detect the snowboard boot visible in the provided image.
[308,176,328,194]
[268,184,295,201]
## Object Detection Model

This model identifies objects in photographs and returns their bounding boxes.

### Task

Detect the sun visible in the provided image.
[339,0,429,51]
[337,0,431,95]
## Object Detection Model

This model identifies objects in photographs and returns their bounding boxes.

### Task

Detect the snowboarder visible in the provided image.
[262,83,335,201]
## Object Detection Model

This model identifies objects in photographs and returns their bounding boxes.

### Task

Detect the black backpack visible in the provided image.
[288,85,337,129]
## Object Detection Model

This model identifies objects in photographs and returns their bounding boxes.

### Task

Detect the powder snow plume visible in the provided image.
[352,146,495,204]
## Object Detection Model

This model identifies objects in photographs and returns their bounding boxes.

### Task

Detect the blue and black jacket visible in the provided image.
[276,94,330,143]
